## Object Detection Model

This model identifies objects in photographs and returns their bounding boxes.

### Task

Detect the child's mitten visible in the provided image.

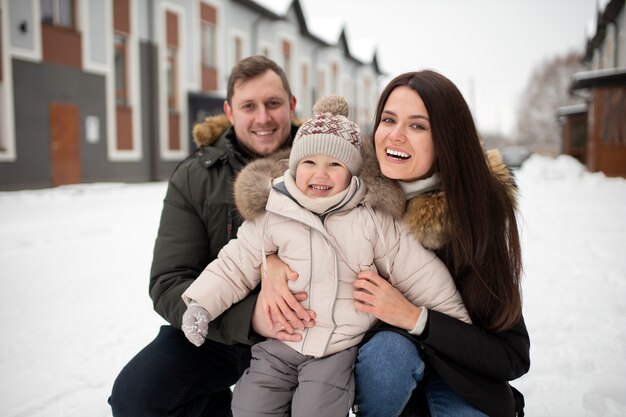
[182,302,210,347]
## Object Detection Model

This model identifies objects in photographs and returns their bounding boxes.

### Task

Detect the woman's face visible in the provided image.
[374,86,436,182]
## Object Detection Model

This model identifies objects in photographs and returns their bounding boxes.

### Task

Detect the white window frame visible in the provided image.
[158,2,188,161]
[228,28,248,70]
[10,0,43,63]
[0,0,16,161]
[298,57,311,119]
[105,0,142,161]
[257,39,272,59]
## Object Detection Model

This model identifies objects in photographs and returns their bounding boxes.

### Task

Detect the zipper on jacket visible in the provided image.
[227,207,233,241]
[300,229,314,350]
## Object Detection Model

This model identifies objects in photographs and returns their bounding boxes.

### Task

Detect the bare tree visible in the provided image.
[515,51,586,155]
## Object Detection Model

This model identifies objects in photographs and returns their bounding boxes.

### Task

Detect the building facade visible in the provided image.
[561,0,626,177]
[0,0,383,190]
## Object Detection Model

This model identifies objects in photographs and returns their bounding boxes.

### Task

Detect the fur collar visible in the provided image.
[233,140,406,222]
[233,140,517,251]
[403,149,517,250]
[192,115,232,148]
[234,148,292,220]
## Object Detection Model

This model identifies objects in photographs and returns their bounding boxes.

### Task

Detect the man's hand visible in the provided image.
[259,254,316,333]
[182,302,210,347]
[252,300,305,342]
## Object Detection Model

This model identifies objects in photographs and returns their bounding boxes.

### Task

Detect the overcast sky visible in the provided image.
[263,0,600,137]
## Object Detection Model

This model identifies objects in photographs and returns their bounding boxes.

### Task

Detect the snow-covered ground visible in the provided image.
[1,154,625,417]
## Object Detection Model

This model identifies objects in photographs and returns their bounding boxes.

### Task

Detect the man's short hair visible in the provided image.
[226,56,292,104]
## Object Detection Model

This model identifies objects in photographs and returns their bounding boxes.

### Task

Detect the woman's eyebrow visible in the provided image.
[383,109,429,121]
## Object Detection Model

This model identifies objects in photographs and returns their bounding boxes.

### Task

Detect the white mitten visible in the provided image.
[182,302,210,347]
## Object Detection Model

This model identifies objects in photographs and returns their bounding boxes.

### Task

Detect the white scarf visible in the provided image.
[398,173,441,200]
[282,169,360,214]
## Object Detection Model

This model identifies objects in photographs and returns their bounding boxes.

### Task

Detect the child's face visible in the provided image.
[295,154,351,198]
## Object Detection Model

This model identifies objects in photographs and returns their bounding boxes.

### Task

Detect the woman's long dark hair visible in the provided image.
[374,71,522,332]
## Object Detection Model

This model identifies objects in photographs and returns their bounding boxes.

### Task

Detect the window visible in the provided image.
[41,0,75,28]
[234,36,243,64]
[300,61,310,118]
[163,9,182,154]
[331,62,338,93]
[571,119,586,148]
[166,46,178,111]
[0,9,4,151]
[317,68,325,100]
[114,33,128,106]
[200,2,217,68]
[201,22,216,68]
[282,40,292,83]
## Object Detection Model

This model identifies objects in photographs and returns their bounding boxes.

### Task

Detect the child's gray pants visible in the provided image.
[231,339,357,417]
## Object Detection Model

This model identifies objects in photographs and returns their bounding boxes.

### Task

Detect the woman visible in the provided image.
[259,70,530,417]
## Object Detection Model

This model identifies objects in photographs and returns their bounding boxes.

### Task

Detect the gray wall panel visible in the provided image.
[0,59,152,190]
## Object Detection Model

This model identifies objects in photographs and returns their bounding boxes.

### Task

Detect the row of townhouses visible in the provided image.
[560,0,626,177]
[0,0,384,190]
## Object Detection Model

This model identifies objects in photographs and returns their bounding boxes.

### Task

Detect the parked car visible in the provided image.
[500,146,531,169]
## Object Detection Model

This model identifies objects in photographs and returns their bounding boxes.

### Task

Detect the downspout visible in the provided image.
[146,0,159,181]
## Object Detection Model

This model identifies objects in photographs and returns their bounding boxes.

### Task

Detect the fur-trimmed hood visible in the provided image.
[192,115,232,148]
[233,139,406,222]
[234,140,517,250]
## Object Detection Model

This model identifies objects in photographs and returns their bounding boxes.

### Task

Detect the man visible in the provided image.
[109,56,308,417]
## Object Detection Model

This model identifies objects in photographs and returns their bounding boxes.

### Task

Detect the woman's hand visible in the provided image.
[258,254,315,334]
[353,270,421,331]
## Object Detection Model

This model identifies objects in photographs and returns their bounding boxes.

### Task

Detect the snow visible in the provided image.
[1,155,625,416]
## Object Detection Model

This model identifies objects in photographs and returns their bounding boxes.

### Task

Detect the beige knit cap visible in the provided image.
[289,95,363,175]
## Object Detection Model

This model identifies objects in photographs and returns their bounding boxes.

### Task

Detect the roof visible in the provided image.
[235,0,384,75]
[556,103,588,117]
[570,67,626,90]
[582,0,625,63]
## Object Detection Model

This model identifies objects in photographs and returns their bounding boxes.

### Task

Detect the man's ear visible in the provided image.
[223,100,235,124]
[289,95,297,114]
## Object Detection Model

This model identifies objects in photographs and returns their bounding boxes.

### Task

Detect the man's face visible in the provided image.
[224,70,296,156]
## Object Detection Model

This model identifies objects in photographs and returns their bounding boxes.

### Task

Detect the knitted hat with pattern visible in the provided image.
[288,95,363,175]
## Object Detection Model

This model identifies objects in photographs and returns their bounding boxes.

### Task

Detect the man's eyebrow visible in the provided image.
[238,96,284,104]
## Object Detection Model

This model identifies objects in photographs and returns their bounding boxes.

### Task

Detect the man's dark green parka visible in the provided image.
[149,115,297,345]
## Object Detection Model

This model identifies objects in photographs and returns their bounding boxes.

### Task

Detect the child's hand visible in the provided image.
[182,302,210,347]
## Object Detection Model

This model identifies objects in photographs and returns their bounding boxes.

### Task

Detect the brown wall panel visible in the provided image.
[202,67,217,91]
[166,11,178,47]
[42,24,82,68]
[201,3,216,23]
[168,113,180,151]
[116,106,133,150]
[114,0,131,34]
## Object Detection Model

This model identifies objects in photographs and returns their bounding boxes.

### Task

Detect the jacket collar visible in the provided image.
[233,137,517,251]
[233,139,405,222]
[401,149,517,250]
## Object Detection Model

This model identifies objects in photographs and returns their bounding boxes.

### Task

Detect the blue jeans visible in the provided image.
[354,331,488,417]
[108,325,252,417]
